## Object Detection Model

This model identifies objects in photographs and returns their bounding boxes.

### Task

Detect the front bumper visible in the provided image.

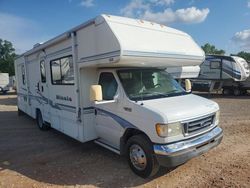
[153,126,223,167]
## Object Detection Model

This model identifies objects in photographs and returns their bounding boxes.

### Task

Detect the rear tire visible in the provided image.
[126,134,159,178]
[36,110,50,130]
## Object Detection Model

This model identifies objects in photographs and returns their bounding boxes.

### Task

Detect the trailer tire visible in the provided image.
[233,88,241,96]
[222,88,231,95]
[36,110,50,130]
[126,134,159,178]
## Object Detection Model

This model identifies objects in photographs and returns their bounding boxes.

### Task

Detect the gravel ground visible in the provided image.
[0,93,250,188]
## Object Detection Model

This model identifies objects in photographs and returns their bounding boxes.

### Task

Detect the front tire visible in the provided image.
[126,135,159,178]
[36,110,50,130]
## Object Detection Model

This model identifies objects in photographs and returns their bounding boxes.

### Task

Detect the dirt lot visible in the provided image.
[0,93,250,188]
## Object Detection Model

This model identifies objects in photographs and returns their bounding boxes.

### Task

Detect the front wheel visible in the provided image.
[126,135,159,178]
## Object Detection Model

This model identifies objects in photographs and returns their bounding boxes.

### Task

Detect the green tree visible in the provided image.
[234,51,250,62]
[201,43,225,55]
[0,39,16,76]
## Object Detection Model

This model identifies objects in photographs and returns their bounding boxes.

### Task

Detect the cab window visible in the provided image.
[98,73,118,100]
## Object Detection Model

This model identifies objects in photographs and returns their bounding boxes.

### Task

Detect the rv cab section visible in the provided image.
[15,14,223,178]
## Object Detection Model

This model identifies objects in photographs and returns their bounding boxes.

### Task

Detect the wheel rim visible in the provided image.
[129,144,147,170]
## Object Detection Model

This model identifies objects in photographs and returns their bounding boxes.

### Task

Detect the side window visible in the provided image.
[50,56,74,85]
[98,73,118,100]
[21,65,26,85]
[40,60,46,83]
[210,61,221,69]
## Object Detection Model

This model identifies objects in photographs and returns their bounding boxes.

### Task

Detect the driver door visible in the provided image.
[94,72,122,148]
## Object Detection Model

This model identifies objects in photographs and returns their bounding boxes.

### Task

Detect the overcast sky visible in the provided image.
[0,0,250,54]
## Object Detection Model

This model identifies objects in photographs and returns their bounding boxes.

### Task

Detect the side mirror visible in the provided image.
[90,85,103,101]
[185,79,192,92]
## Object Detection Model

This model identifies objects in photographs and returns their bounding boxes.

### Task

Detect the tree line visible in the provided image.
[0,39,250,76]
[201,43,250,62]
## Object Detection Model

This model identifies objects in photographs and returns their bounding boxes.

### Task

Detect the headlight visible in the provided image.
[215,110,220,125]
[155,122,182,137]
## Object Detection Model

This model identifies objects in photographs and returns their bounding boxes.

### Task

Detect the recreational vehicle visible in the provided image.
[8,75,16,90]
[221,61,250,95]
[15,15,223,178]
[0,73,10,94]
[167,65,201,79]
[192,55,249,94]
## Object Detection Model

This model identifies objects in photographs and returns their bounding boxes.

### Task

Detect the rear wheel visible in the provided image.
[126,135,159,178]
[36,110,50,130]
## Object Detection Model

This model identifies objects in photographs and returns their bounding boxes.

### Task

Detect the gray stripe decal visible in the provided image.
[95,108,136,129]
[17,92,76,113]
[79,50,120,63]
[123,50,203,60]
[83,107,95,114]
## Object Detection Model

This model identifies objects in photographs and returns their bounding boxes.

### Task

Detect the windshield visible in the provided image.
[117,69,187,101]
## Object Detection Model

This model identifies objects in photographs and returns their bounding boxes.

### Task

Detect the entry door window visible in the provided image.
[98,73,118,100]
[40,60,46,83]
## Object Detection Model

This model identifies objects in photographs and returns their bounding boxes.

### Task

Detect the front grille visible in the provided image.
[183,114,215,135]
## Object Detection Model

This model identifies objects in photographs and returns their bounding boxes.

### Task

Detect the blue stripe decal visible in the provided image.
[17,92,76,113]
[223,64,241,74]
[95,108,136,129]
[79,50,120,63]
[222,68,241,79]
[123,50,203,60]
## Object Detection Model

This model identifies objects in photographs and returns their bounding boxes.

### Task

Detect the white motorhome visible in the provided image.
[0,73,10,94]
[15,15,222,178]
[8,75,16,90]
[192,55,250,95]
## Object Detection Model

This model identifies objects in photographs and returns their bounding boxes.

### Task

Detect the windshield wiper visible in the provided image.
[140,91,169,97]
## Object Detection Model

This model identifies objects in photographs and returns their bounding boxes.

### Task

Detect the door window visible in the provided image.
[98,73,118,100]
[40,60,46,83]
[21,65,26,85]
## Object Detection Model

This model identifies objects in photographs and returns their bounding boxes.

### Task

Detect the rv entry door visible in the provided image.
[37,58,50,122]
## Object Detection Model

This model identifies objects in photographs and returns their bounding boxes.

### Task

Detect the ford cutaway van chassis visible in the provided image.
[15,15,223,178]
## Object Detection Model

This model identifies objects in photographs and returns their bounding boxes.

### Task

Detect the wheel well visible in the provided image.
[36,108,41,118]
[120,128,151,156]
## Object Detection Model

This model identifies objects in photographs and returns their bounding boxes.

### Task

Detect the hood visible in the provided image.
[141,94,219,123]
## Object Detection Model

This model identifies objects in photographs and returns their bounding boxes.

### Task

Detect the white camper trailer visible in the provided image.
[192,55,250,94]
[222,61,250,95]
[15,15,222,178]
[167,66,201,79]
[0,73,10,94]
